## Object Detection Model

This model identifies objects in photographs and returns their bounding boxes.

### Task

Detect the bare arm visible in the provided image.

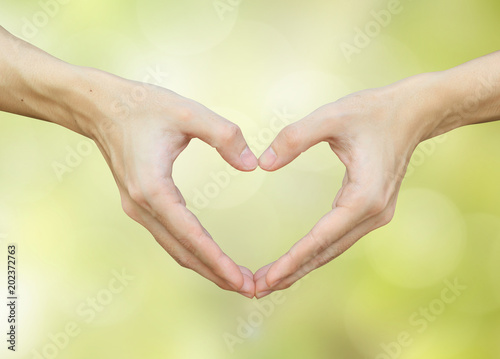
[0,26,258,298]
[254,51,500,298]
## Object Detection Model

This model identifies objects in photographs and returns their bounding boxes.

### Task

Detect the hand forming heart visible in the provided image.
[252,76,434,298]
[4,24,497,299]
[83,66,443,299]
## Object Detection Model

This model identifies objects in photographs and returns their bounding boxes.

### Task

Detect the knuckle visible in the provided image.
[322,244,343,261]
[175,255,195,269]
[352,192,388,218]
[177,236,196,254]
[376,208,395,228]
[280,125,301,148]
[308,229,331,255]
[176,105,195,122]
[177,227,204,254]
[128,179,169,211]
[121,198,141,221]
[218,123,242,145]
[314,252,335,268]
[367,197,387,216]
[332,239,353,259]
[128,185,148,208]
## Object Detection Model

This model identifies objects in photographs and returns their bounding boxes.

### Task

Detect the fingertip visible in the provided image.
[254,272,275,296]
[238,265,254,278]
[258,147,277,170]
[240,146,258,171]
[255,290,273,299]
[240,291,255,299]
[265,260,286,288]
[222,265,245,292]
[238,274,255,298]
[255,262,283,290]
[253,263,273,282]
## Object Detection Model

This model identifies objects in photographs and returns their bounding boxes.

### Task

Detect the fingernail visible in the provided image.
[255,290,272,299]
[240,291,254,299]
[239,278,254,298]
[259,147,277,169]
[240,146,258,170]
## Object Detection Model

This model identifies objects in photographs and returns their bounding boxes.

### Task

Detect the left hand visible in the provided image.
[253,73,444,298]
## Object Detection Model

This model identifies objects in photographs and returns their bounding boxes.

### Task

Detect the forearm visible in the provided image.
[0,26,109,138]
[420,52,500,139]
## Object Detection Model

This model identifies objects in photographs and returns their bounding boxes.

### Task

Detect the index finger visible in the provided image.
[263,204,366,289]
[145,178,247,291]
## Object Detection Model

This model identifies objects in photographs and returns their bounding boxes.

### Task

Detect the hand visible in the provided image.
[253,73,447,298]
[2,24,499,298]
[0,26,258,297]
[79,69,258,298]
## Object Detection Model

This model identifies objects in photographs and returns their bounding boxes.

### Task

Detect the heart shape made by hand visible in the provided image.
[168,89,413,299]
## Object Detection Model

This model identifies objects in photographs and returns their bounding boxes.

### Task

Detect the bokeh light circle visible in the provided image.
[365,188,466,289]
[137,0,238,56]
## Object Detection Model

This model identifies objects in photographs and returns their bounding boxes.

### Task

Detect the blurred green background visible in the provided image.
[1,0,500,358]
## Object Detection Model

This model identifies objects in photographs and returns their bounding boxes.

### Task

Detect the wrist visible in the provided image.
[412,71,461,141]
[0,27,123,140]
[0,34,89,135]
[416,60,500,140]
[41,63,95,137]
[58,66,129,140]
[388,71,449,144]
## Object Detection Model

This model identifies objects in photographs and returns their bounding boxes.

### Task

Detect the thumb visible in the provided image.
[185,107,258,171]
[259,111,330,171]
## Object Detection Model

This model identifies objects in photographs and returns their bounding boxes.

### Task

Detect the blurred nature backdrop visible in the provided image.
[1,0,500,358]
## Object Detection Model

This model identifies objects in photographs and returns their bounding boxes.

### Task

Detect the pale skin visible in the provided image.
[0,26,258,298]
[1,26,499,299]
[254,52,500,297]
